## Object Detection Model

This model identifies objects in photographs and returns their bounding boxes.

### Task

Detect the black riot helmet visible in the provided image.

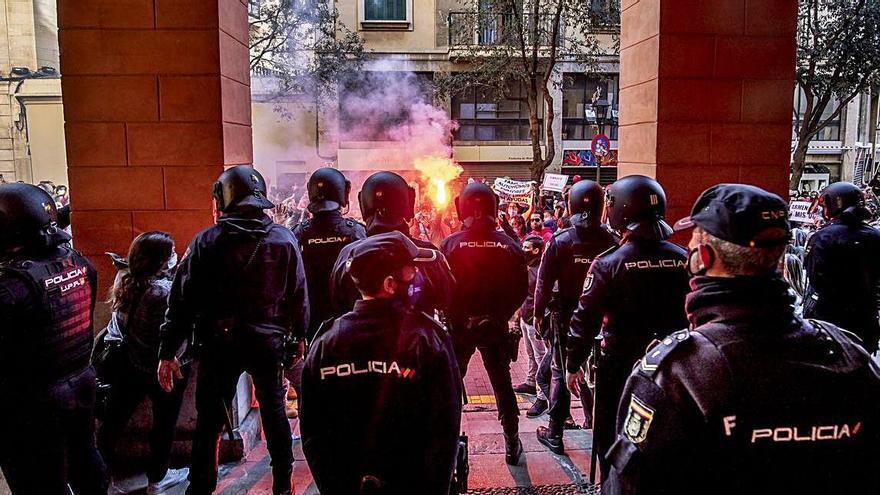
[307,167,351,214]
[605,175,673,240]
[568,179,604,223]
[455,182,498,221]
[358,171,416,232]
[0,182,71,253]
[212,166,274,213]
[818,182,869,221]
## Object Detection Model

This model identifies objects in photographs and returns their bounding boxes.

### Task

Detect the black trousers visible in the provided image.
[593,353,635,480]
[0,367,108,495]
[453,327,519,437]
[97,359,189,483]
[187,332,292,495]
[546,326,593,434]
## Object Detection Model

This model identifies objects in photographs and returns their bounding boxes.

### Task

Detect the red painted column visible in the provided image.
[617,0,797,228]
[58,0,252,294]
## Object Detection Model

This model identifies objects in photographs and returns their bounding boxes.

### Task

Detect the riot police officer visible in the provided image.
[157,166,309,495]
[0,183,107,494]
[293,167,366,340]
[301,231,462,495]
[440,183,529,465]
[603,184,880,494]
[534,180,618,454]
[566,175,688,479]
[330,171,454,318]
[804,182,880,353]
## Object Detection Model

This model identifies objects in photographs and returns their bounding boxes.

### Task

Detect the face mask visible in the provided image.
[392,275,416,308]
[166,251,179,271]
[686,245,713,278]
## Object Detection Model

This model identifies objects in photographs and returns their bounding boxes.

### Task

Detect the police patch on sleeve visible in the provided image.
[583,272,594,292]
[623,395,655,444]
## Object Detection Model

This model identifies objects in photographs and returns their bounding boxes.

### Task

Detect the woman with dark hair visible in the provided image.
[98,231,190,495]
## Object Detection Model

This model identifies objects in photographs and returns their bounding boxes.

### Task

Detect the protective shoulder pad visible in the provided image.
[552,226,572,239]
[312,316,337,341]
[595,244,620,259]
[639,329,690,377]
[808,318,863,346]
[414,310,444,329]
[294,219,311,234]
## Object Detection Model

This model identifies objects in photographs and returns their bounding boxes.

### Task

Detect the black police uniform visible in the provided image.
[603,275,880,494]
[804,217,880,353]
[567,238,688,477]
[440,217,529,440]
[292,211,366,339]
[535,219,617,434]
[158,213,309,494]
[0,245,107,494]
[330,230,455,318]
[301,298,461,495]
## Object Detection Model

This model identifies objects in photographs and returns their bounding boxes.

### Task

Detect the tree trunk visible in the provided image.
[789,137,811,192]
[526,76,544,183]
[542,81,556,179]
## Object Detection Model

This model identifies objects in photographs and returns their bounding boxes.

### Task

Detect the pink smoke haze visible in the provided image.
[339,71,459,163]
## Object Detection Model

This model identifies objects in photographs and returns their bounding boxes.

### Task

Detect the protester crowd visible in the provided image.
[1,165,880,495]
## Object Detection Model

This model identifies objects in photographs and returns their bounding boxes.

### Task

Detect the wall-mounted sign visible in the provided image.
[591,134,611,158]
[563,149,617,167]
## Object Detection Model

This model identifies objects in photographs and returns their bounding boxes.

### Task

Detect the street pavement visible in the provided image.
[0,345,596,495]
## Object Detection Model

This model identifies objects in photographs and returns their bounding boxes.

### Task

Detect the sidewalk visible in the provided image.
[0,344,596,494]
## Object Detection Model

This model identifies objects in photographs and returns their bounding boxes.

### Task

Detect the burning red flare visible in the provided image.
[414,156,462,209]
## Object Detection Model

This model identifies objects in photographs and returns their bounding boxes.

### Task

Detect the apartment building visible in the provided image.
[250,0,621,191]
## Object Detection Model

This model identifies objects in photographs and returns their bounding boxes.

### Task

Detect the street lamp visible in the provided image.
[594,101,610,135]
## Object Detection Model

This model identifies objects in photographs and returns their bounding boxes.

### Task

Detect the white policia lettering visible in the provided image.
[320,361,417,380]
[44,267,87,289]
[459,241,504,248]
[624,259,687,270]
[308,236,349,245]
[723,416,737,436]
[574,258,592,264]
[45,267,88,294]
[750,422,862,443]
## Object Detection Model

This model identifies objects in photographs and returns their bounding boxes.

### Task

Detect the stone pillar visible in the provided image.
[0,0,40,182]
[617,0,797,227]
[58,0,254,462]
[840,98,860,183]
[549,68,564,173]
[58,0,252,294]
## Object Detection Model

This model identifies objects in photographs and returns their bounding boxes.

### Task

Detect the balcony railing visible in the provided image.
[252,65,285,78]
[448,11,563,48]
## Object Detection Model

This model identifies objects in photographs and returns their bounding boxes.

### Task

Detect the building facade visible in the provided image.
[250,0,880,195]
[791,89,879,192]
[250,0,621,190]
[0,0,65,185]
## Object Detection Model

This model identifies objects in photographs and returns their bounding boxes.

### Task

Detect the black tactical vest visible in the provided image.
[295,217,363,336]
[1,248,94,384]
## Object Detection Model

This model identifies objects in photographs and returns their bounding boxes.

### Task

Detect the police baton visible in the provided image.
[588,334,603,484]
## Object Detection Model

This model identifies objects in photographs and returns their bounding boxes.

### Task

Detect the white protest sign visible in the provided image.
[789,200,815,224]
[493,178,534,204]
[541,173,568,193]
